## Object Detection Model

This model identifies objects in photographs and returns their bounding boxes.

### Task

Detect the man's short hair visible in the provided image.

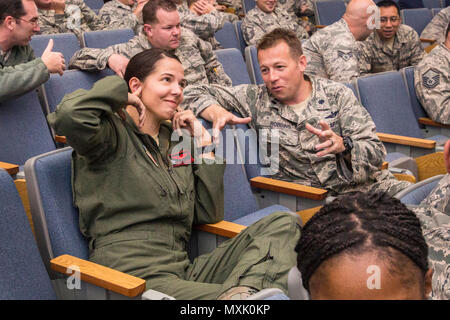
[0,0,26,24]
[376,0,401,16]
[257,28,303,59]
[142,0,178,25]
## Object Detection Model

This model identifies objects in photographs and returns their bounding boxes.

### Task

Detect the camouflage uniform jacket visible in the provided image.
[183,76,411,195]
[68,28,232,87]
[98,0,142,34]
[241,6,309,46]
[359,24,425,75]
[37,0,106,41]
[409,174,450,300]
[420,7,450,43]
[414,43,450,125]
[302,18,362,83]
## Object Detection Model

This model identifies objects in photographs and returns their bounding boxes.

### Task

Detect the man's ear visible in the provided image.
[129,77,142,96]
[143,23,152,37]
[3,16,17,31]
[298,54,308,73]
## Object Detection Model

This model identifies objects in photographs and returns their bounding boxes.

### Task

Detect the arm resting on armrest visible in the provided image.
[376,132,436,149]
[418,118,450,129]
[50,254,146,298]
[195,220,247,238]
[0,162,19,176]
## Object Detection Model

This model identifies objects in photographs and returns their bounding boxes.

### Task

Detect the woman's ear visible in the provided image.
[128,77,142,96]
[424,268,433,299]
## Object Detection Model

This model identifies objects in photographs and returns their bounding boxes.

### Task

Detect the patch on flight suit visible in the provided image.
[325,111,338,119]
[170,150,194,167]
[337,50,353,61]
[422,68,440,89]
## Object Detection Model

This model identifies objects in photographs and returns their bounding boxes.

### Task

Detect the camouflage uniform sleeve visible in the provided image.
[180,10,226,41]
[336,85,387,183]
[196,37,232,86]
[408,29,426,66]
[357,40,373,76]
[37,12,67,34]
[241,13,263,46]
[303,38,328,79]
[99,4,139,31]
[71,0,106,31]
[420,8,449,43]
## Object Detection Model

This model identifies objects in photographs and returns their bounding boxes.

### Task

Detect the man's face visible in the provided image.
[11,0,40,46]
[377,5,401,40]
[145,9,181,50]
[257,41,307,105]
[256,0,277,13]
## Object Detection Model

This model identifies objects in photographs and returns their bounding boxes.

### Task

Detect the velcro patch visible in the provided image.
[422,68,440,89]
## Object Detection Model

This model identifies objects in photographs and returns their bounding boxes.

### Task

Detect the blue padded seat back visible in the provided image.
[83,28,135,49]
[314,0,347,25]
[0,169,56,299]
[199,120,259,221]
[30,33,80,68]
[401,66,428,120]
[242,0,256,13]
[399,177,442,205]
[26,148,89,262]
[234,21,247,56]
[215,22,241,52]
[215,48,251,85]
[356,71,425,138]
[423,0,442,8]
[84,0,104,10]
[401,8,433,34]
[0,90,56,165]
[432,8,442,16]
[44,69,115,113]
[245,45,263,85]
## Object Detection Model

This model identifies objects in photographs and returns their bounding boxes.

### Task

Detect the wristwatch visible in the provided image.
[342,136,353,154]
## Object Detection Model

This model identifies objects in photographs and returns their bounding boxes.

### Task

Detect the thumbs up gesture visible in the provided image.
[41,39,66,76]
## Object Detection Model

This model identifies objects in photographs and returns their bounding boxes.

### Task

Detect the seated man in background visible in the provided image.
[0,0,65,102]
[34,0,106,42]
[69,0,232,86]
[98,0,149,34]
[241,0,309,46]
[414,22,449,125]
[278,0,316,33]
[183,28,411,197]
[421,7,450,44]
[302,0,375,83]
[359,0,424,75]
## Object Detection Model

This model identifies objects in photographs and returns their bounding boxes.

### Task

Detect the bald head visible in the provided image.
[344,0,377,40]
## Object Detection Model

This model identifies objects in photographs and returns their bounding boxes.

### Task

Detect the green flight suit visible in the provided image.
[0,45,49,102]
[47,76,301,299]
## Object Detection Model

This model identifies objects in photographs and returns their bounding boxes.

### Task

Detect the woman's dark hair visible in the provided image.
[0,0,26,24]
[295,191,429,292]
[123,48,181,91]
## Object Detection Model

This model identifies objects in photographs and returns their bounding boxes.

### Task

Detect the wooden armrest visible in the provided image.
[315,25,326,28]
[0,161,19,176]
[393,173,416,183]
[381,161,388,170]
[415,151,445,181]
[418,117,450,129]
[50,254,146,298]
[55,135,67,144]
[195,220,247,238]
[250,176,328,200]
[377,132,436,149]
[424,43,438,53]
[296,206,322,225]
[420,38,436,43]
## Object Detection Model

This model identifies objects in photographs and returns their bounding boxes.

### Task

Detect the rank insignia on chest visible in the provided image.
[422,68,440,89]
[170,150,194,167]
[337,50,353,61]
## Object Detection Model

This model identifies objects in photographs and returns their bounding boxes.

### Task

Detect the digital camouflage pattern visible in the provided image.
[68,28,232,86]
[359,24,425,74]
[37,0,106,42]
[302,19,362,82]
[98,0,143,34]
[409,174,450,300]
[183,76,411,196]
[414,43,450,125]
[241,6,309,46]
[420,7,450,44]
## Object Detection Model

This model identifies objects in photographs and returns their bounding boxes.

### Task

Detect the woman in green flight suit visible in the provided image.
[47,48,301,300]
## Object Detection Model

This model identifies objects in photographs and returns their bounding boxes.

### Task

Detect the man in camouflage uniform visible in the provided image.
[408,139,450,300]
[98,0,148,34]
[183,28,411,196]
[302,0,375,83]
[280,0,316,33]
[241,0,309,46]
[421,6,450,44]
[69,0,232,86]
[414,22,449,125]
[359,0,424,75]
[34,0,105,43]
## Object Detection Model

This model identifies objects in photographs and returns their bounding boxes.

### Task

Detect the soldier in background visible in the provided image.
[241,0,309,46]
[302,0,375,83]
[414,22,450,125]
[359,0,424,75]
[183,28,411,197]
[33,0,105,43]
[69,0,232,87]
[421,6,450,44]
[98,0,149,34]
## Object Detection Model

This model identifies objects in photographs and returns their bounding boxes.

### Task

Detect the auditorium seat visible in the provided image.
[84,0,103,11]
[401,8,433,35]
[82,28,135,49]
[242,0,256,14]
[313,0,347,26]
[214,22,242,52]
[233,21,247,56]
[422,0,443,8]
[244,45,263,85]
[215,48,251,85]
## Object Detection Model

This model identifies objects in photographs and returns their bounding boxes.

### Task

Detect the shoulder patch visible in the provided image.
[422,68,441,89]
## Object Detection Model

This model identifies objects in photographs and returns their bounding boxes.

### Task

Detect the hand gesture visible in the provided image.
[119,86,146,128]
[41,39,65,76]
[107,54,130,78]
[191,0,215,15]
[51,0,66,14]
[172,109,213,147]
[305,120,345,157]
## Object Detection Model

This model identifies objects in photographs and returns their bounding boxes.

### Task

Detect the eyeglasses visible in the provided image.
[380,16,400,24]
[15,17,39,27]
